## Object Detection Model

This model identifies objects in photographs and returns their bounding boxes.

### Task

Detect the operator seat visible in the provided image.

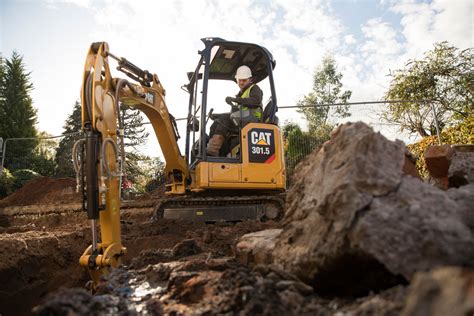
[262,98,278,125]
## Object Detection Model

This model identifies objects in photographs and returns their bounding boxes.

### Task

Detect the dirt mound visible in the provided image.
[0,177,80,207]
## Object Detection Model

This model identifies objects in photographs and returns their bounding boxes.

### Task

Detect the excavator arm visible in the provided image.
[76,42,189,288]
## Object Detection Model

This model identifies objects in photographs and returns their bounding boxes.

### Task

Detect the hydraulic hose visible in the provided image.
[84,72,94,122]
[72,139,85,193]
[101,137,119,179]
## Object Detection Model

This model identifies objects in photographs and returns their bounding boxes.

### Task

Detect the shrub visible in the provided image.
[0,169,15,198]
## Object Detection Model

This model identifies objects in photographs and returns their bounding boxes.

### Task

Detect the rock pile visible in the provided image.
[270,122,473,296]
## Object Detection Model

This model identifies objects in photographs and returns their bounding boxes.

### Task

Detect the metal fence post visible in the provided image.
[429,102,442,145]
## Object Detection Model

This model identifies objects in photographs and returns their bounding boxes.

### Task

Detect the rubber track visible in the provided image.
[155,194,285,220]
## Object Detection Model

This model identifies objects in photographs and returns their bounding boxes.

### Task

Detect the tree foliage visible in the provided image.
[141,156,166,193]
[55,101,83,177]
[120,103,150,184]
[383,42,473,137]
[0,51,38,171]
[0,168,15,198]
[297,55,352,135]
[55,100,154,188]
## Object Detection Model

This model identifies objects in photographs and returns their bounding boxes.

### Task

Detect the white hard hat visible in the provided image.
[234,65,252,80]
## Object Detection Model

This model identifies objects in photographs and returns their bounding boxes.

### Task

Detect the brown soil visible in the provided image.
[0,177,409,315]
[0,180,282,316]
[0,177,81,207]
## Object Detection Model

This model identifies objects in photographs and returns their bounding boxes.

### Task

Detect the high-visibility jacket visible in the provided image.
[230,84,262,125]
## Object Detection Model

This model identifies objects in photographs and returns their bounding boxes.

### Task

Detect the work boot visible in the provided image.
[206,135,225,156]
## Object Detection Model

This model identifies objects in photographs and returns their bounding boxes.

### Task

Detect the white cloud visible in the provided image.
[45,0,92,9]
[28,0,471,154]
[344,34,356,45]
[69,0,345,130]
[390,0,473,55]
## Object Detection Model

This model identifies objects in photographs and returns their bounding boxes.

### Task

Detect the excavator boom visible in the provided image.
[77,42,189,287]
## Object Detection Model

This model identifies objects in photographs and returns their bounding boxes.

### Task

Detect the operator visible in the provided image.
[206,65,263,156]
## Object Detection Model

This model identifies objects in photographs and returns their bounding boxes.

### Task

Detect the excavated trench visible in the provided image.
[0,178,282,315]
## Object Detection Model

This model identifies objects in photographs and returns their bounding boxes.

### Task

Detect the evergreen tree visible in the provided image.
[0,51,38,170]
[55,102,150,181]
[297,55,352,135]
[120,103,149,183]
[55,101,82,177]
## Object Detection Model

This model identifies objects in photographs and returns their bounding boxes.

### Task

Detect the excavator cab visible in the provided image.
[181,38,285,198]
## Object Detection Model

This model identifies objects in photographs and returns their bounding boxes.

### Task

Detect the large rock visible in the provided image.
[235,229,283,265]
[401,267,474,316]
[446,183,474,232]
[448,144,474,187]
[273,122,474,295]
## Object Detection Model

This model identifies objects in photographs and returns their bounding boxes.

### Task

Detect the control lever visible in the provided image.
[207,108,214,123]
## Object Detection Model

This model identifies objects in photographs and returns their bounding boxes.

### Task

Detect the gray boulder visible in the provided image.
[273,122,474,295]
[448,144,474,187]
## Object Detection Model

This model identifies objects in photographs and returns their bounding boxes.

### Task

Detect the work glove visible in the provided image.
[225,96,237,105]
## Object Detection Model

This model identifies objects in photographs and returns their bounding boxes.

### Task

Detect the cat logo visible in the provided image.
[251,131,272,146]
[248,128,276,163]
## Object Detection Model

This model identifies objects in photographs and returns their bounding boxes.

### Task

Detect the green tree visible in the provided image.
[120,103,150,183]
[55,101,83,177]
[383,42,473,137]
[141,156,166,193]
[297,55,352,135]
[0,51,38,171]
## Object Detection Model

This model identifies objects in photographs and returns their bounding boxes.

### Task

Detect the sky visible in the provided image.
[1,0,473,158]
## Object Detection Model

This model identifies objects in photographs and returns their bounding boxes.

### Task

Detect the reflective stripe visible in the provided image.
[241,84,254,98]
[240,84,262,119]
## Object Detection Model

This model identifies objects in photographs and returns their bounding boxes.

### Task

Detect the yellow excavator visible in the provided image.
[76,38,286,287]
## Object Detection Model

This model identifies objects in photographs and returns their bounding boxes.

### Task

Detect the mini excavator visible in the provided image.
[75,38,286,287]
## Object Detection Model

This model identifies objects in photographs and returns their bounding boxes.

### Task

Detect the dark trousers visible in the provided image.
[210,115,235,137]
